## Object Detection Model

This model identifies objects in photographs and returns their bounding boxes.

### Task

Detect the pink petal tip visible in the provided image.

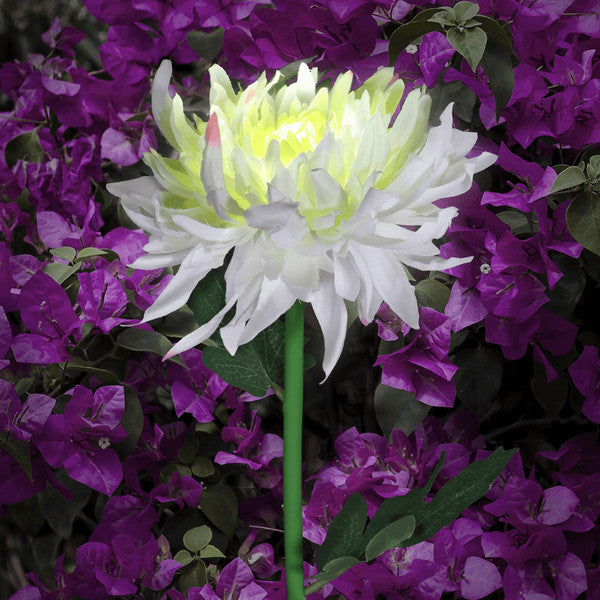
[206,113,221,147]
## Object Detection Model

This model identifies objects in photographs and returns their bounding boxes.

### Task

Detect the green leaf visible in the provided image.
[366,448,514,546]
[154,307,198,339]
[74,247,120,263]
[49,247,77,263]
[5,129,45,167]
[43,262,80,285]
[587,155,600,178]
[428,79,477,123]
[0,435,32,480]
[65,358,121,384]
[199,484,238,538]
[550,166,588,194]
[365,515,416,562]
[546,255,586,319]
[40,471,91,538]
[453,1,480,22]
[114,388,143,457]
[183,525,213,553]
[32,533,62,571]
[479,37,515,121]
[388,20,444,66]
[374,384,430,437]
[116,328,184,365]
[178,560,207,593]
[411,7,447,23]
[415,279,451,312]
[409,447,515,545]
[9,496,45,536]
[312,556,360,584]
[316,493,368,570]
[199,544,226,559]
[187,265,227,330]
[531,362,567,418]
[453,347,503,418]
[566,191,600,256]
[173,550,194,566]
[473,15,514,51]
[447,26,487,73]
[202,320,284,397]
[191,457,215,478]
[186,28,224,61]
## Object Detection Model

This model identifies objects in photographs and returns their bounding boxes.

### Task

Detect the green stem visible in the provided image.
[284,301,304,600]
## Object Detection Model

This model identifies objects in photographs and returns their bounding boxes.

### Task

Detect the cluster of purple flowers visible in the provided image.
[1,0,599,599]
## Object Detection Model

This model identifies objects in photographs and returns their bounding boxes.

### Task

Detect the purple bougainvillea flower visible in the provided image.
[166,348,230,423]
[37,386,127,495]
[150,470,202,508]
[215,406,283,489]
[77,269,133,333]
[376,308,458,407]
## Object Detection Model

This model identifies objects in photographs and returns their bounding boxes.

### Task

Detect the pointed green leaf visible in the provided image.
[415,278,451,312]
[116,328,184,365]
[374,384,430,437]
[201,320,284,397]
[447,26,487,73]
[49,247,77,263]
[550,166,587,194]
[365,515,416,562]
[199,484,238,538]
[187,28,224,61]
[43,262,81,285]
[315,556,360,583]
[187,265,227,329]
[479,37,515,121]
[0,435,32,480]
[473,15,514,51]
[114,387,143,457]
[409,447,516,545]
[566,191,600,256]
[40,471,91,538]
[315,493,368,569]
[5,129,45,167]
[453,347,503,418]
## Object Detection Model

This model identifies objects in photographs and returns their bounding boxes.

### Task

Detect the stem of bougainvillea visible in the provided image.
[284,300,304,600]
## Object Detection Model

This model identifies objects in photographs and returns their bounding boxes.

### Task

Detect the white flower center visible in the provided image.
[98,437,111,449]
[480,262,491,274]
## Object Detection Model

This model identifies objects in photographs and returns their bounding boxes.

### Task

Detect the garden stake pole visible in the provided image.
[284,300,304,600]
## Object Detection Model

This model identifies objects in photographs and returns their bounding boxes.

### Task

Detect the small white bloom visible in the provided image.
[405,44,418,55]
[108,60,496,379]
[98,437,111,449]
[480,262,492,274]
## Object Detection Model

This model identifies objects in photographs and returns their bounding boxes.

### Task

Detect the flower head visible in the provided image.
[108,60,495,378]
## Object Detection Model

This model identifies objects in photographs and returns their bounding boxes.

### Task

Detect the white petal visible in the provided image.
[222,277,295,352]
[310,276,348,381]
[165,295,238,359]
[130,249,190,270]
[171,214,247,245]
[350,245,418,327]
[152,60,173,126]
[142,246,221,322]
[333,254,360,301]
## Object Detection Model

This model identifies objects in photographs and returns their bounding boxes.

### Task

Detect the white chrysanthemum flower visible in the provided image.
[107,60,496,379]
